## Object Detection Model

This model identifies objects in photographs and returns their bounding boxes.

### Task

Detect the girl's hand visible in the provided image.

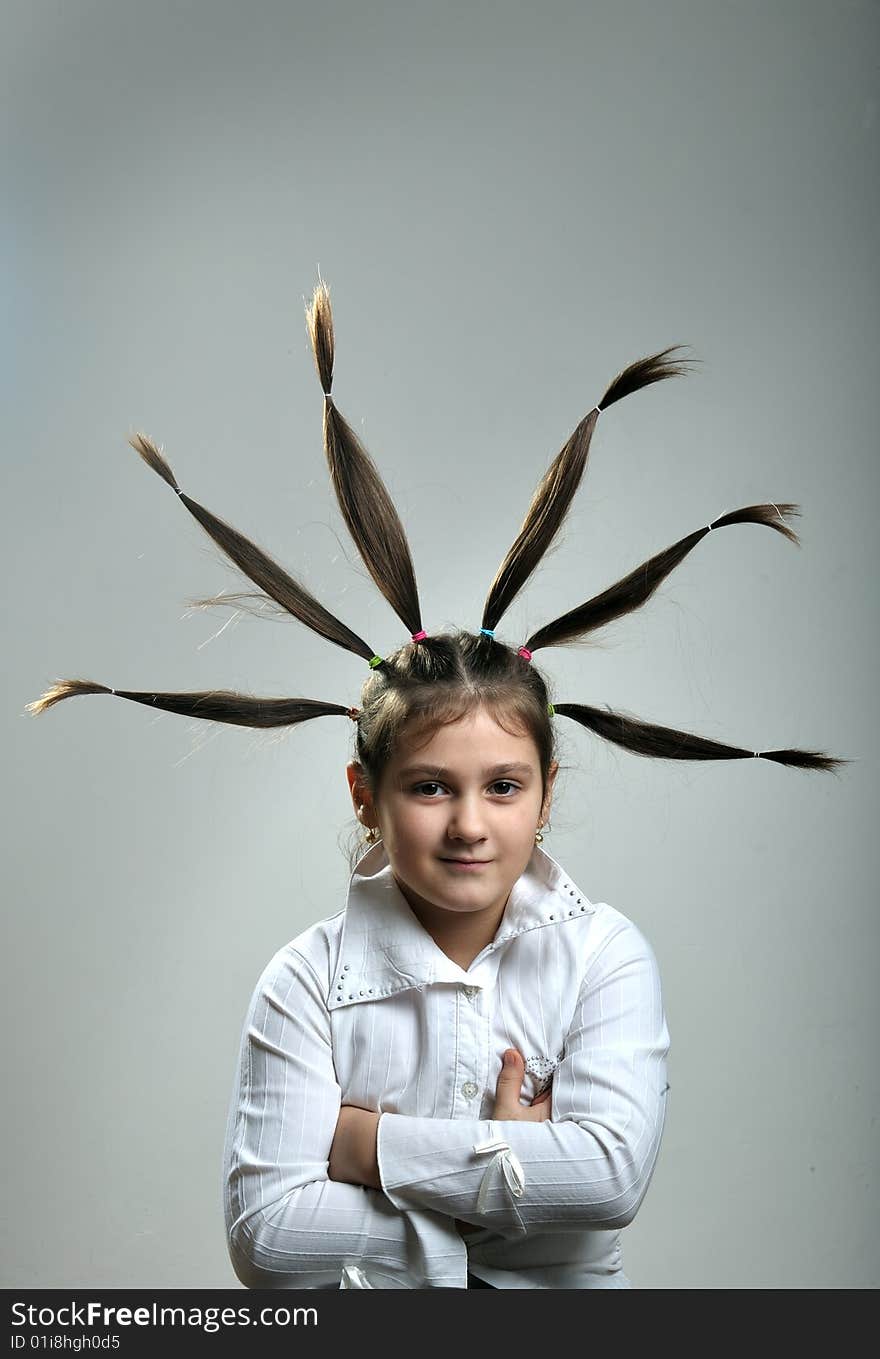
[492,1048,553,1122]
[328,1105,381,1189]
[454,1049,551,1238]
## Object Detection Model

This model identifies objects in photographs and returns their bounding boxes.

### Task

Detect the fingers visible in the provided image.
[492,1049,524,1119]
[494,1049,553,1120]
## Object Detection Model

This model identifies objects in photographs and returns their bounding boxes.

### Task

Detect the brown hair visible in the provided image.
[27,278,850,869]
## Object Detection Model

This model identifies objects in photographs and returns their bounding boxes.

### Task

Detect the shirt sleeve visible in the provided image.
[222,945,462,1289]
[376,915,670,1240]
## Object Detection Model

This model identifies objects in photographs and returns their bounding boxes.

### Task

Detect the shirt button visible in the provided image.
[463,985,479,999]
[461,1081,479,1099]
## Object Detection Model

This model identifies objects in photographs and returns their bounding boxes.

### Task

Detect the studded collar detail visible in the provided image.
[329,839,594,1011]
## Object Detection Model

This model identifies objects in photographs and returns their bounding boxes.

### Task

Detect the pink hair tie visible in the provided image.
[517,646,533,662]
[411,629,428,642]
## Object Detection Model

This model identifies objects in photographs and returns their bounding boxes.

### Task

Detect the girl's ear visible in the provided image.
[346,761,366,810]
[347,761,377,821]
[541,760,560,822]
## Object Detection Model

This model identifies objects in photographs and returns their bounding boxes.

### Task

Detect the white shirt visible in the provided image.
[221,838,670,1289]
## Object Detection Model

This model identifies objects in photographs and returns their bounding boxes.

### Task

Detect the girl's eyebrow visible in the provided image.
[398,762,534,779]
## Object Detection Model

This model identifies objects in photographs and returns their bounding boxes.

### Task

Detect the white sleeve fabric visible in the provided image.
[376,917,670,1240]
[222,946,461,1289]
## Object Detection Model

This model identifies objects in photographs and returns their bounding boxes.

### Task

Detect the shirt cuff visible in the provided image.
[378,1114,528,1236]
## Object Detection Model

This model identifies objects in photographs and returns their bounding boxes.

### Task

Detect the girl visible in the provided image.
[28,280,846,1289]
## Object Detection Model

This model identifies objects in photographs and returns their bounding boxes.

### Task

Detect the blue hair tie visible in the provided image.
[480,628,495,638]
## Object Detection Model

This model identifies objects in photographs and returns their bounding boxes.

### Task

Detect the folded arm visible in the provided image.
[221,947,461,1289]
[376,917,671,1239]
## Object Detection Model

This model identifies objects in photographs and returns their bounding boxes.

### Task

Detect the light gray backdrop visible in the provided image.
[4,0,877,1289]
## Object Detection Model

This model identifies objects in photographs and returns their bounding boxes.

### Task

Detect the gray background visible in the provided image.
[3,0,877,1289]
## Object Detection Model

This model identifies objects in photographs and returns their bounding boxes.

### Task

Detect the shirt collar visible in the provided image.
[328,839,594,1011]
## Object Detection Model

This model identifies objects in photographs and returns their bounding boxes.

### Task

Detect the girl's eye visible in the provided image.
[411,781,520,797]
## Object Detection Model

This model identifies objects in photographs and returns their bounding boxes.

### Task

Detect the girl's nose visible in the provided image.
[446,799,488,841]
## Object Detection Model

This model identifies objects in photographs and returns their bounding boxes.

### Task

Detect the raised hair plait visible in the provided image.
[367,628,428,671]
[26,273,848,780]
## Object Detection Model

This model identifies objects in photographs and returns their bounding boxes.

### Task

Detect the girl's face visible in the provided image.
[347,706,558,928]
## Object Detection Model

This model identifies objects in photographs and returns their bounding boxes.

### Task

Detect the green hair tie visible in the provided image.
[547,703,555,716]
[368,655,384,668]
